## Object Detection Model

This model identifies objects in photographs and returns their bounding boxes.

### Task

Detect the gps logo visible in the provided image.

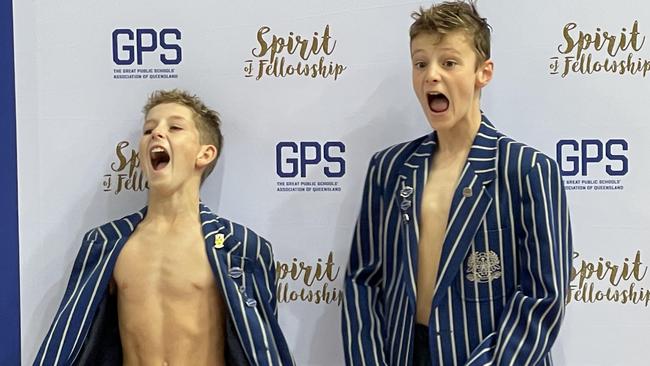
[112,28,182,65]
[556,139,628,176]
[276,141,345,178]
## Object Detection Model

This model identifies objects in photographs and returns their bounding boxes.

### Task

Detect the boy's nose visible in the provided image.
[152,129,164,139]
[425,66,441,83]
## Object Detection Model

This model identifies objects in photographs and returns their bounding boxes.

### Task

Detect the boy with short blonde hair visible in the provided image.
[342,2,572,365]
[36,90,294,366]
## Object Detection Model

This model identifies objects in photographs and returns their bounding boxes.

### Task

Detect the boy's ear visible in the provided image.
[476,59,494,88]
[196,144,218,169]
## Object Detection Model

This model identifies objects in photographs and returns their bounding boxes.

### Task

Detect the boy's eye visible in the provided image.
[143,129,152,135]
[414,61,427,69]
[443,60,458,68]
[170,126,182,131]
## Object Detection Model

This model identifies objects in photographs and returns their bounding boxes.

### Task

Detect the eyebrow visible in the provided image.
[410,47,462,57]
[411,48,426,58]
[410,48,426,56]
[144,115,188,124]
[168,115,188,122]
[437,47,462,54]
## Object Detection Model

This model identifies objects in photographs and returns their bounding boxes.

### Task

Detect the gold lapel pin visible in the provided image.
[214,233,225,249]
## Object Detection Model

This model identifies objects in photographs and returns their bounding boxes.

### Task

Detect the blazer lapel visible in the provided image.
[98,207,147,271]
[199,203,241,297]
[199,203,257,362]
[431,117,499,308]
[396,134,436,314]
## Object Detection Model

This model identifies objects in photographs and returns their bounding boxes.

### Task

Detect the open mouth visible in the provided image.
[427,92,449,113]
[150,146,170,171]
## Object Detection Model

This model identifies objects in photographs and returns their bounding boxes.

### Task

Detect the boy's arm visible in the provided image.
[466,158,572,366]
[342,154,388,366]
[33,229,100,366]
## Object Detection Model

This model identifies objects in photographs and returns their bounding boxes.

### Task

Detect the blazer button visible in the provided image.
[229,267,243,279]
[400,185,414,198]
[462,187,473,197]
[245,298,257,308]
[239,285,246,294]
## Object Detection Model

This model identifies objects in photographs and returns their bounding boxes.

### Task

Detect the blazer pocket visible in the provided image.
[454,228,513,302]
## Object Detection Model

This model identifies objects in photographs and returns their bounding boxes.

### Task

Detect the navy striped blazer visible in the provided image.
[34,203,295,366]
[342,116,572,366]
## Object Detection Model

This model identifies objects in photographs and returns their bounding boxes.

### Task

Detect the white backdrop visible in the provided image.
[14,1,650,365]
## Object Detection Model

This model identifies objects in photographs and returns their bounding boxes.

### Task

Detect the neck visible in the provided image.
[435,104,482,155]
[145,184,201,225]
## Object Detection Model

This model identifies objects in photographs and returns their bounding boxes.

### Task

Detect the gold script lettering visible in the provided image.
[252,25,337,61]
[558,21,646,59]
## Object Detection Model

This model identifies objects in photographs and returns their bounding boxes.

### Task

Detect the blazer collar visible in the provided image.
[396,115,500,313]
[399,115,499,184]
[198,203,242,254]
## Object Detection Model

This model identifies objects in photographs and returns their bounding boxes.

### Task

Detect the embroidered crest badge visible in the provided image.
[466,250,502,283]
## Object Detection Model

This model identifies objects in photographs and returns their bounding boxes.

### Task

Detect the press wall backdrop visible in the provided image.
[13,1,650,365]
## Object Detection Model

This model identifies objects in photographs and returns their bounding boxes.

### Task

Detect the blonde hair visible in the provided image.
[410,1,491,65]
[143,89,223,184]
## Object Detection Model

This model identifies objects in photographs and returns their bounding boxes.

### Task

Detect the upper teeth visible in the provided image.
[151,147,165,153]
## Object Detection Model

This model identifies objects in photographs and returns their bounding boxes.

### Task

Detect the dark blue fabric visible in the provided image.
[0,0,20,364]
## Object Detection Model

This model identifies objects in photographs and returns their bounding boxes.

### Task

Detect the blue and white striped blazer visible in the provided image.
[342,116,572,366]
[34,203,295,366]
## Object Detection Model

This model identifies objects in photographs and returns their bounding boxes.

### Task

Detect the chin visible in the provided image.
[147,178,171,191]
[425,113,454,130]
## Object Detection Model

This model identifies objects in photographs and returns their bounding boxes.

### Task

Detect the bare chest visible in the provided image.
[420,161,464,226]
[113,229,217,298]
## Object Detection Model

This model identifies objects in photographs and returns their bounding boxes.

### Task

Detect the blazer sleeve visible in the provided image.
[255,237,296,366]
[341,154,388,366]
[258,237,279,318]
[466,157,573,366]
[33,229,100,366]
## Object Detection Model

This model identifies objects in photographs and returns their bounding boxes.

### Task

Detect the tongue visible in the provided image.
[155,161,168,170]
[430,96,449,113]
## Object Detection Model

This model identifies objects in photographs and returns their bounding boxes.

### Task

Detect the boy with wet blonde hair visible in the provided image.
[35,90,294,366]
[342,2,572,365]
[142,89,223,183]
